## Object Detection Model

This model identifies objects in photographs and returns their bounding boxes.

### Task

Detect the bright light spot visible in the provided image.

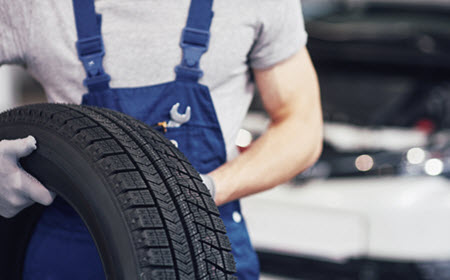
[424,158,444,176]
[355,154,374,172]
[235,129,253,148]
[407,147,426,164]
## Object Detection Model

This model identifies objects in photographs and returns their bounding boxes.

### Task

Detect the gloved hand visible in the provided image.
[200,174,216,199]
[0,136,55,218]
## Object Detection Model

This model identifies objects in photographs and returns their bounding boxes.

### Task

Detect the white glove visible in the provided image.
[0,136,55,218]
[200,174,216,199]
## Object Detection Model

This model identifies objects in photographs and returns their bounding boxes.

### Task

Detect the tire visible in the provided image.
[0,103,236,280]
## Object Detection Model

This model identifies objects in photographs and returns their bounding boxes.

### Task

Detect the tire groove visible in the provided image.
[72,106,187,279]
[85,107,201,279]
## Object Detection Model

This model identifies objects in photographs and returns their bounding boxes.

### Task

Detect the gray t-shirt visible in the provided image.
[0,0,307,160]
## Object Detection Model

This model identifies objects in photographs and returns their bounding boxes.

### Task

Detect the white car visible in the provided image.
[241,115,450,279]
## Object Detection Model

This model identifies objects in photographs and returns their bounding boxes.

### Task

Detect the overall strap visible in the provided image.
[72,0,111,92]
[175,0,214,82]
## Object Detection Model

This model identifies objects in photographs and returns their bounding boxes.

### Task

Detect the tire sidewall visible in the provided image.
[0,123,140,280]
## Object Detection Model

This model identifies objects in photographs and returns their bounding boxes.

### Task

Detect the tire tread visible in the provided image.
[0,104,236,279]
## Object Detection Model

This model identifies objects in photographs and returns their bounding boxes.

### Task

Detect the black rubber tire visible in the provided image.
[0,103,236,280]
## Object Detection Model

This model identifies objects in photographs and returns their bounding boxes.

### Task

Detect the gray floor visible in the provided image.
[260,274,298,280]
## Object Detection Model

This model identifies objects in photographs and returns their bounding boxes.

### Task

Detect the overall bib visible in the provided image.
[23,0,259,279]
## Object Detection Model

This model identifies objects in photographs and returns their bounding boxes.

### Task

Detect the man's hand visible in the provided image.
[210,47,323,205]
[0,136,55,218]
[200,174,216,199]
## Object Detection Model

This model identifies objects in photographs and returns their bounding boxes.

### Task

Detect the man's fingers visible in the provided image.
[200,174,216,199]
[0,199,34,219]
[19,171,55,206]
[0,181,35,218]
[1,136,37,159]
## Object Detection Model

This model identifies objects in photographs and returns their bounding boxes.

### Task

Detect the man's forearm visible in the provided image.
[209,48,323,206]
[211,110,322,205]
[211,107,322,206]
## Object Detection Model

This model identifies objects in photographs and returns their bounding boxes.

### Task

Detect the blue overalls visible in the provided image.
[23,0,259,279]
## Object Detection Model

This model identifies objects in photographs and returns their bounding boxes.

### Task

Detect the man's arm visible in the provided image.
[210,47,323,206]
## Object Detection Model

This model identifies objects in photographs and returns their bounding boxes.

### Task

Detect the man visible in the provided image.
[0,0,323,278]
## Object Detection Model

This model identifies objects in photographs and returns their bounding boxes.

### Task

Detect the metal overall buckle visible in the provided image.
[76,36,111,90]
[175,27,211,80]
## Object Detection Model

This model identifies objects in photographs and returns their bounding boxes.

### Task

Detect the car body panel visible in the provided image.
[242,176,450,262]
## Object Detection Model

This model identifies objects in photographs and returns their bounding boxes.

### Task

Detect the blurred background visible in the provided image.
[1,0,450,279]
